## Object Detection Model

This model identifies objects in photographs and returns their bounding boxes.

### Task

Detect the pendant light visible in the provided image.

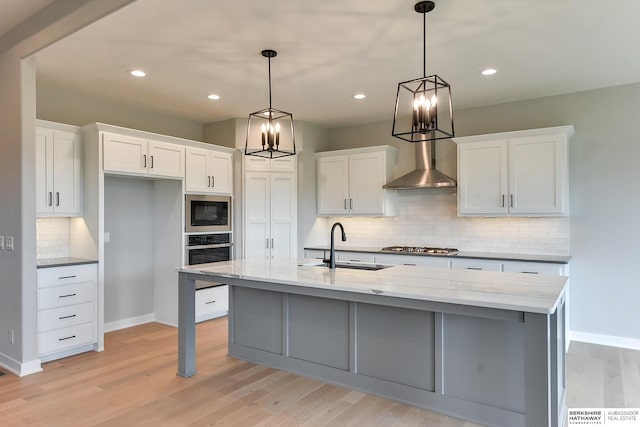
[245,49,296,158]
[392,1,454,143]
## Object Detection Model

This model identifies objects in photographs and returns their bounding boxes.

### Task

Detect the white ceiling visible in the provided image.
[0,0,56,38]
[25,0,640,127]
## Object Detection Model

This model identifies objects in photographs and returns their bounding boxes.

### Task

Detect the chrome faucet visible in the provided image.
[325,222,347,269]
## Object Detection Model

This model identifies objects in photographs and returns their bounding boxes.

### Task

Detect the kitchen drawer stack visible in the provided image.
[37,264,97,362]
[195,285,229,323]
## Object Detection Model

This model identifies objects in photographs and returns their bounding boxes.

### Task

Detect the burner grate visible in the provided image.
[381,246,458,255]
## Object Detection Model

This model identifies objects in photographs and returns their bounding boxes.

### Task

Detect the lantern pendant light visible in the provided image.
[392,1,454,143]
[245,49,296,158]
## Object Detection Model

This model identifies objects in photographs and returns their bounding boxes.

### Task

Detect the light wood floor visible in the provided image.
[0,319,638,426]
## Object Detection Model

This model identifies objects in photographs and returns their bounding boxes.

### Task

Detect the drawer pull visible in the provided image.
[403,263,417,266]
[521,271,539,274]
[205,300,216,304]
[466,267,483,270]
[58,275,77,279]
[59,293,77,298]
[59,314,77,320]
[58,335,76,341]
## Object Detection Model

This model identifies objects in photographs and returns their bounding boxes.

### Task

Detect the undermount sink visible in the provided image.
[303,262,392,271]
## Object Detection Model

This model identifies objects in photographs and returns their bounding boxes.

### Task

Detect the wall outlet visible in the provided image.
[9,329,14,344]
[0,236,4,250]
[5,237,14,251]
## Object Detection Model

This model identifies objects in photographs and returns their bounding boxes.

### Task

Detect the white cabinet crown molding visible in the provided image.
[451,125,575,145]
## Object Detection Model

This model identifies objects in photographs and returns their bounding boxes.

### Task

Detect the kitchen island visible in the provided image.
[177,259,568,427]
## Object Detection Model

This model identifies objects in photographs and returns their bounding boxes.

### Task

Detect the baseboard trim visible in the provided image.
[0,352,42,377]
[153,319,177,328]
[570,331,640,350]
[104,313,155,333]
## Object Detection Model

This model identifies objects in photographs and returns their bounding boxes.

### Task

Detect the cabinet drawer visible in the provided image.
[196,285,229,317]
[37,264,97,288]
[38,302,95,332]
[336,251,375,263]
[450,259,502,272]
[502,261,564,276]
[374,254,451,268]
[304,249,325,260]
[38,322,95,355]
[38,282,95,310]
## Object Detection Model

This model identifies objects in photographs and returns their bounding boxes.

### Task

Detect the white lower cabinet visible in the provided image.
[450,258,502,272]
[195,285,229,323]
[37,264,97,362]
[502,261,565,276]
[336,251,375,263]
[304,249,326,260]
[374,254,451,268]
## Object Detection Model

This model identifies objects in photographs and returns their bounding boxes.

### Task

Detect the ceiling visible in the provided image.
[21,0,640,127]
[0,0,56,38]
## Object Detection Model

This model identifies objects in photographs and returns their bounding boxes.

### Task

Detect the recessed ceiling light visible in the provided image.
[129,69,147,77]
[354,93,366,100]
[207,94,221,100]
[480,68,497,76]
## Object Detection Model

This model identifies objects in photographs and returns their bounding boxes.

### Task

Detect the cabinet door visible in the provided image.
[210,152,232,194]
[317,155,349,215]
[458,140,509,215]
[103,133,147,175]
[509,135,566,215]
[52,130,82,215]
[148,140,184,178]
[348,152,385,215]
[244,173,270,260]
[185,147,212,193]
[270,173,297,259]
[36,128,54,214]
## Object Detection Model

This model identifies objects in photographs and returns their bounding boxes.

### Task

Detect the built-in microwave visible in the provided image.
[185,195,231,233]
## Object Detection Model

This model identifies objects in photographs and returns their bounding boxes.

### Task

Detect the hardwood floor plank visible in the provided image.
[1,318,638,426]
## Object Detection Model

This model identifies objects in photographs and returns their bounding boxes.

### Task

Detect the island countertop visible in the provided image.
[178,258,568,314]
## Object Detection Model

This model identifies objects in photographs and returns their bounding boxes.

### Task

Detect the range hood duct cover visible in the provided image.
[383,140,456,189]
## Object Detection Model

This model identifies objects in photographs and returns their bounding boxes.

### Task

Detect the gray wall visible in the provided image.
[36,83,204,141]
[103,177,155,324]
[327,83,640,343]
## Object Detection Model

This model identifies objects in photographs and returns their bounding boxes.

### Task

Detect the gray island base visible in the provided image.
[178,259,568,427]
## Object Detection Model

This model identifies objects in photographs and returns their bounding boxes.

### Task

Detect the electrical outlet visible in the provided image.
[0,236,4,250]
[5,237,14,251]
[9,329,14,344]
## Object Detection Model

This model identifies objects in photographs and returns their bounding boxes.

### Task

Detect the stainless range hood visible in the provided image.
[383,140,456,189]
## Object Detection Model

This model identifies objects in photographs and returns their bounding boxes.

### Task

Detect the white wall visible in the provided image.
[37,83,204,141]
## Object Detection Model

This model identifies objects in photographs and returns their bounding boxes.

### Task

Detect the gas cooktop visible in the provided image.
[381,246,458,255]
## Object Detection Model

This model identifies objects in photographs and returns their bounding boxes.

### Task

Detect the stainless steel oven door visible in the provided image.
[185,195,231,233]
[186,244,231,265]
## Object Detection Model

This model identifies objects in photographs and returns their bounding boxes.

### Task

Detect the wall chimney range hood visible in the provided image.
[383,140,456,189]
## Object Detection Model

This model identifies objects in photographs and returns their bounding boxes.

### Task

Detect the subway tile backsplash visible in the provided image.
[326,190,569,255]
[36,217,70,259]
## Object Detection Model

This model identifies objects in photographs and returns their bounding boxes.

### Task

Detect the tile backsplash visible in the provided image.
[36,217,71,259]
[326,190,569,255]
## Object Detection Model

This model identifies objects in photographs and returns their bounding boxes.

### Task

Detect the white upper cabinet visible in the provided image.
[316,146,397,216]
[244,155,296,173]
[243,171,297,260]
[185,147,232,195]
[102,133,184,179]
[36,125,83,217]
[454,126,574,216]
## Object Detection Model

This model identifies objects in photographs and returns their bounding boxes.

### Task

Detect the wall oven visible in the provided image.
[186,233,232,266]
[185,195,231,233]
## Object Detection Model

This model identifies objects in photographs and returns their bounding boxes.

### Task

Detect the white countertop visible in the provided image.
[179,258,568,314]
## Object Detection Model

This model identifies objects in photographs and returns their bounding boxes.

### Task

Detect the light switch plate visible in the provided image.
[0,236,4,250]
[5,237,14,251]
